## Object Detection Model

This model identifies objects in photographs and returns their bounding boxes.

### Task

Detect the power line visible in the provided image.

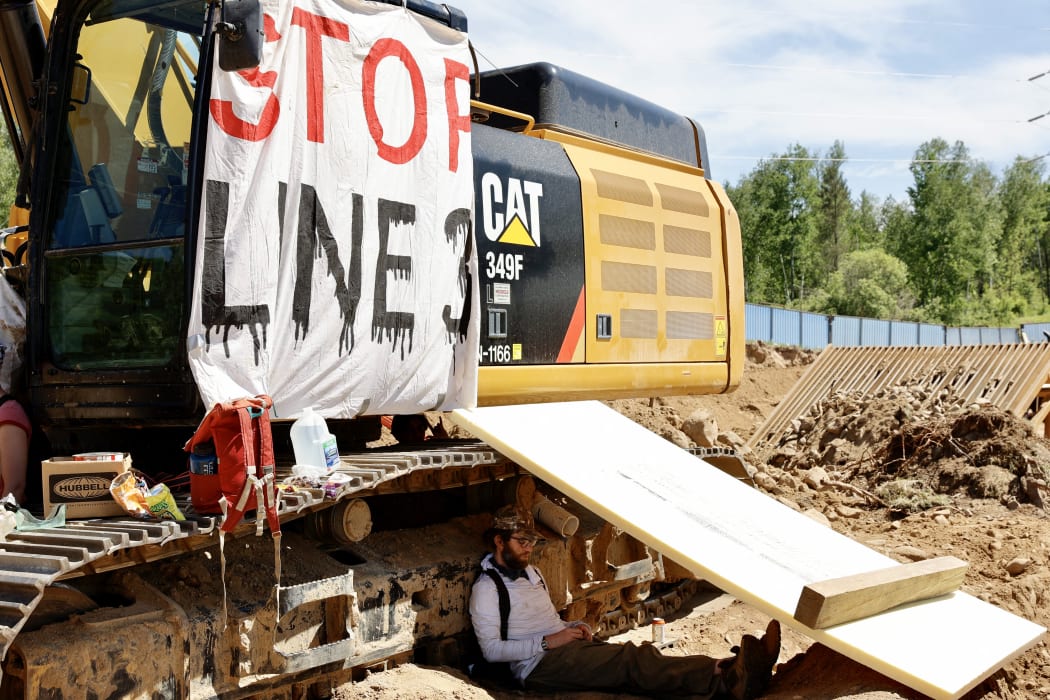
[1031,70,1050,122]
[685,2,1050,33]
[719,7,1050,34]
[1031,119,1050,132]
[695,107,1029,125]
[711,156,978,165]
[710,61,1026,83]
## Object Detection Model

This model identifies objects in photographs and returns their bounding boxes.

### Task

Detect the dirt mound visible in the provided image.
[608,342,815,452]
[881,409,1050,504]
[753,377,1050,517]
[332,664,494,699]
[739,356,1050,698]
[746,340,820,368]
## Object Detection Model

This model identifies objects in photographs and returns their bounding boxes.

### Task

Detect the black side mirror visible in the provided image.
[216,0,263,72]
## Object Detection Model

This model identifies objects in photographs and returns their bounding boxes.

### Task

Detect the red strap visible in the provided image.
[255,406,282,534]
[220,404,259,533]
[219,396,282,535]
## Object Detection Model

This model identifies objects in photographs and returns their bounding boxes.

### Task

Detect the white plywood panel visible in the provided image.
[451,401,1046,700]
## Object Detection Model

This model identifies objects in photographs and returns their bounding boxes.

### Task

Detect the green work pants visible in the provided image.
[524,639,722,698]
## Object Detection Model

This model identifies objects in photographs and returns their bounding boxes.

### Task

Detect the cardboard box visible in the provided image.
[42,454,132,518]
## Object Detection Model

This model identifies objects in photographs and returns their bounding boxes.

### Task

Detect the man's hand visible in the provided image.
[568,621,594,641]
[545,624,591,649]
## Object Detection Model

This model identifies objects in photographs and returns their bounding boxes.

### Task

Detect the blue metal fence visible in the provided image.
[829,316,858,346]
[1021,323,1050,343]
[770,307,801,346]
[918,323,946,346]
[745,303,1030,348]
[800,312,827,349]
[888,322,914,346]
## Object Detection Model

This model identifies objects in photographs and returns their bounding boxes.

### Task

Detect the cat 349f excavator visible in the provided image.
[0,0,744,696]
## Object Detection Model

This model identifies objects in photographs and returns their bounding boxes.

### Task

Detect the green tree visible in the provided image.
[880,194,910,246]
[813,248,915,319]
[0,122,16,218]
[993,157,1048,317]
[1039,179,1050,306]
[731,144,821,306]
[894,139,1001,324]
[844,190,884,253]
[816,141,851,278]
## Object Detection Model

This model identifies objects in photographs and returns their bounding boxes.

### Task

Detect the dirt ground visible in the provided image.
[333,343,1050,700]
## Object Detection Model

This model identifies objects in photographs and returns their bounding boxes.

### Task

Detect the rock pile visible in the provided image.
[746,341,818,368]
[748,377,1050,518]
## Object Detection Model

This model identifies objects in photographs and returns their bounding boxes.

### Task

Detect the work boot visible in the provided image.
[718,619,781,699]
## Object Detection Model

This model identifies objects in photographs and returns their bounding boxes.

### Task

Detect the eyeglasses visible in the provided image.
[509,536,538,548]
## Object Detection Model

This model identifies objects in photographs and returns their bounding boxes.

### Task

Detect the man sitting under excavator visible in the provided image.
[469,505,780,698]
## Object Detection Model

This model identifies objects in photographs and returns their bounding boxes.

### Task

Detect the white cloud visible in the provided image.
[453,0,1050,200]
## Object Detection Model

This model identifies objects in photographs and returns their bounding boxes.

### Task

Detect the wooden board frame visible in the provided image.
[452,401,1046,700]
[794,556,968,629]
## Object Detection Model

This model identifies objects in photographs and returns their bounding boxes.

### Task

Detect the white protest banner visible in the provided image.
[187,0,478,419]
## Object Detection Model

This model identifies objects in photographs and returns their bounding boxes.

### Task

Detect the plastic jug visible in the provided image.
[290,407,339,471]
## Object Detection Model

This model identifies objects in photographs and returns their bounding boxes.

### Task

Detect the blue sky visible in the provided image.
[452,1,1050,203]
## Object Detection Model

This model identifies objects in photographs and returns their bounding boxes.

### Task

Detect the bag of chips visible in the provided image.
[110,470,184,521]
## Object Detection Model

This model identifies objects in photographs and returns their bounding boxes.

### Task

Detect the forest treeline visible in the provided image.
[729,139,1050,326]
[2,131,1047,327]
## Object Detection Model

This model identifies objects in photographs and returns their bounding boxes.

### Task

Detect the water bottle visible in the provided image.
[189,441,218,475]
[290,407,339,471]
[189,440,221,514]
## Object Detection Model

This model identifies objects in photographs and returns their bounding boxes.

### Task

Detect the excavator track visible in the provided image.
[0,444,512,664]
[0,441,709,697]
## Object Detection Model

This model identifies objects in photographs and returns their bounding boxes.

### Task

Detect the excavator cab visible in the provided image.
[43,3,200,356]
[6,0,475,441]
[17,0,207,432]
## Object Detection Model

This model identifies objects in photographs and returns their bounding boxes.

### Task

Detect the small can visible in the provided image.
[74,451,125,461]
[651,617,665,644]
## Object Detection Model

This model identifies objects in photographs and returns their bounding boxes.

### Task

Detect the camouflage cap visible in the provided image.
[492,504,541,539]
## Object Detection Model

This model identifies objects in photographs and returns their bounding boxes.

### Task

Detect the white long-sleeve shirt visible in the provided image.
[468,553,569,682]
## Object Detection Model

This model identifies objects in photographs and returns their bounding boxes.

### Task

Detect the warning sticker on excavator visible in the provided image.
[715,315,727,357]
[451,401,1045,700]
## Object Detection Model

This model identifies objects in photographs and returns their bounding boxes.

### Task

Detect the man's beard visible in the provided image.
[503,549,530,570]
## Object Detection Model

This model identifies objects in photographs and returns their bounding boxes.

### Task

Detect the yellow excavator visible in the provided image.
[0,0,745,696]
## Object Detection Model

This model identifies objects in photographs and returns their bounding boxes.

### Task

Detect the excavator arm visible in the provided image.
[0,0,49,165]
